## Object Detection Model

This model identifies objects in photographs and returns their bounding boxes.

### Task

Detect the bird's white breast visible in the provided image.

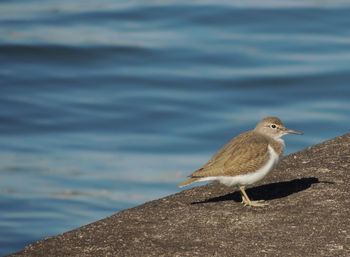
[198,145,280,186]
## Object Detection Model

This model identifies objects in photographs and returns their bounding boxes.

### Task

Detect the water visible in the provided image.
[1,0,350,255]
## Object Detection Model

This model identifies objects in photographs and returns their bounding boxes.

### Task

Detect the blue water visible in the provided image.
[1,0,350,255]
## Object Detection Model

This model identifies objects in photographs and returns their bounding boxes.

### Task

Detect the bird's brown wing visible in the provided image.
[190,131,270,178]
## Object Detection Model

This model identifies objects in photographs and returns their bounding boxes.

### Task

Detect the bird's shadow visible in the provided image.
[192,177,331,204]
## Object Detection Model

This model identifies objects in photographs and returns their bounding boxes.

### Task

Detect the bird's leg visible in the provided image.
[239,186,268,207]
[239,186,253,205]
[239,188,249,205]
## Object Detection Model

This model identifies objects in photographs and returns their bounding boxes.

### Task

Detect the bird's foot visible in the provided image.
[239,186,268,207]
[242,199,268,207]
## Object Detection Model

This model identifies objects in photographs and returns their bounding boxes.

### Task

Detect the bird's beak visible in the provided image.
[284,128,303,135]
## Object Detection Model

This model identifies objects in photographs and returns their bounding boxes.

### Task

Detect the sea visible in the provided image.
[1,0,350,255]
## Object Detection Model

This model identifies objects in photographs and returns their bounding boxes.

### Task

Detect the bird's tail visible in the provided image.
[178,177,199,188]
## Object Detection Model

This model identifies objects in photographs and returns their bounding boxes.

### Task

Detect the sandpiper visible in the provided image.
[178,116,303,207]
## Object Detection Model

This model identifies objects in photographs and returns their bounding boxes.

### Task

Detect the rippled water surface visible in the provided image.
[1,0,350,255]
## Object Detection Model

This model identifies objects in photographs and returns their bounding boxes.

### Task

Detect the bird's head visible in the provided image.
[254,116,303,139]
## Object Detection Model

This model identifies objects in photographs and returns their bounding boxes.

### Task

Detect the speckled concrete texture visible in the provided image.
[8,133,350,257]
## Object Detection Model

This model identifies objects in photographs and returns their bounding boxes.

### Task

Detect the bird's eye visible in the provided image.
[271,124,276,129]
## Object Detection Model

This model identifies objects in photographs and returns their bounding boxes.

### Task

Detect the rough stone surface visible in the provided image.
[8,133,350,257]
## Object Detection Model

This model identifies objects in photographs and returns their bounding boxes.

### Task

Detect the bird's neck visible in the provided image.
[252,131,285,156]
[268,137,285,156]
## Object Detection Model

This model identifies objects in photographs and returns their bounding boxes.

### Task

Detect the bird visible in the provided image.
[178,116,303,207]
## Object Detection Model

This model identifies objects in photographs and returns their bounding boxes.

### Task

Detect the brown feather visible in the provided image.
[178,116,301,187]
[190,131,278,178]
[178,177,199,187]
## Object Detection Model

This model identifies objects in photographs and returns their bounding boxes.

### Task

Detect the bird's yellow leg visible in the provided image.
[239,188,249,205]
[239,186,268,207]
